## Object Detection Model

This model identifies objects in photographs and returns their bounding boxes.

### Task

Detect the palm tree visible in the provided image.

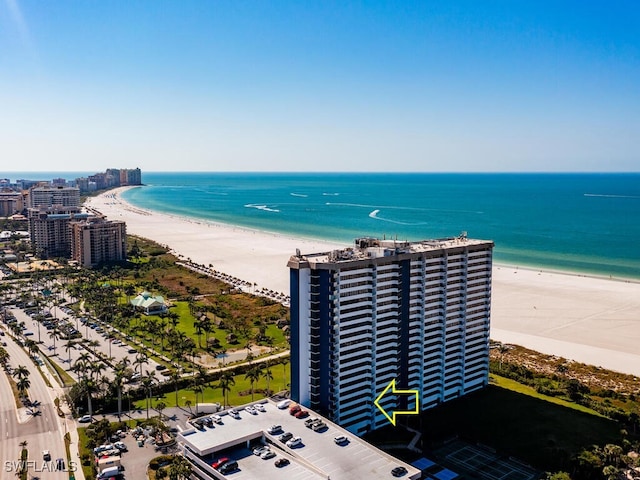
[16,376,31,395]
[170,369,181,407]
[13,365,30,381]
[262,366,274,396]
[124,284,136,304]
[245,366,263,402]
[167,311,180,329]
[156,401,167,421]
[79,376,96,417]
[201,317,213,346]
[49,327,61,353]
[193,318,203,349]
[280,358,289,392]
[217,372,235,407]
[25,339,38,358]
[89,362,106,381]
[64,340,75,365]
[135,352,149,377]
[113,358,130,420]
[141,371,157,420]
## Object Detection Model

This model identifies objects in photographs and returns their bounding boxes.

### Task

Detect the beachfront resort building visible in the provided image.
[288,235,494,434]
[70,218,127,267]
[27,185,80,209]
[27,207,92,259]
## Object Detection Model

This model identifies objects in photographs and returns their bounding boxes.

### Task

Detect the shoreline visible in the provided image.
[86,187,640,377]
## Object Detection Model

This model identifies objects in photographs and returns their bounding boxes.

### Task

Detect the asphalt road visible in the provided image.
[0,330,70,479]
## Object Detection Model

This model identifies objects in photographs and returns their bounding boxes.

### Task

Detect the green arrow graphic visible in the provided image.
[374,379,419,426]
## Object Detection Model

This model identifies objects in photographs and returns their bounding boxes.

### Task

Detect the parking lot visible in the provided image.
[90,423,179,479]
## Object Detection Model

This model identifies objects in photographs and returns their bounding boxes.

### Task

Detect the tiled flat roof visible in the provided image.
[178,399,421,480]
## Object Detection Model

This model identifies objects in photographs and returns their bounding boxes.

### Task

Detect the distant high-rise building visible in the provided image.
[125,168,142,185]
[71,219,127,267]
[28,185,80,209]
[288,235,494,435]
[0,191,24,217]
[28,207,91,258]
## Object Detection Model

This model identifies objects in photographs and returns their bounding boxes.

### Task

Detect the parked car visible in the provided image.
[219,461,238,474]
[312,421,327,432]
[212,414,223,424]
[334,435,349,445]
[279,432,293,443]
[253,445,270,456]
[392,466,408,477]
[261,450,276,460]
[267,424,282,434]
[78,414,92,423]
[286,436,302,448]
[211,457,230,470]
[275,458,290,468]
[114,442,128,452]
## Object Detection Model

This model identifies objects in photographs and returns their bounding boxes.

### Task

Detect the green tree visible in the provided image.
[245,366,263,402]
[217,372,236,407]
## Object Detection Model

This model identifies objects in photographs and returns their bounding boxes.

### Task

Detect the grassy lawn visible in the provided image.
[489,374,606,416]
[77,427,96,480]
[135,360,290,410]
[47,355,76,388]
[416,383,622,472]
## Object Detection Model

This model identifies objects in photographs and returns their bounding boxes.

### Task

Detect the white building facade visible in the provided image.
[288,235,494,435]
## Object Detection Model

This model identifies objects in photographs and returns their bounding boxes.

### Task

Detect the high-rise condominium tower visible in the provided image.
[288,235,493,435]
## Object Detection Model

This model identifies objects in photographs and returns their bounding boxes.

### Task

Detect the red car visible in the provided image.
[211,457,230,470]
[294,409,309,418]
[289,404,301,416]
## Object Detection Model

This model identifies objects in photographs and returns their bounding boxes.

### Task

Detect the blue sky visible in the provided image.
[1,1,638,172]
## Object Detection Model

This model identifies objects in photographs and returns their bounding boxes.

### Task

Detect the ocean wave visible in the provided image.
[244,204,280,213]
[327,202,482,214]
[368,209,429,226]
[290,193,308,198]
[584,193,640,199]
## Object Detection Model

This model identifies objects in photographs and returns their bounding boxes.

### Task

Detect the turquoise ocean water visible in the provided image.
[119,173,640,280]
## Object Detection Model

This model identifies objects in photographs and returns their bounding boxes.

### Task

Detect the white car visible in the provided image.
[229,409,240,419]
[245,406,257,415]
[78,414,92,423]
[261,450,276,460]
[252,445,270,456]
[212,414,223,424]
[286,436,302,448]
[267,424,282,434]
[277,399,291,409]
[334,435,349,445]
[254,403,266,412]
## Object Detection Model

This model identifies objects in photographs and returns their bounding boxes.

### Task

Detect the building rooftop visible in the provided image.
[178,399,421,480]
[288,234,493,268]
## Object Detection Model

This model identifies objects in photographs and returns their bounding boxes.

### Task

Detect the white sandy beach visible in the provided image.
[86,187,640,377]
